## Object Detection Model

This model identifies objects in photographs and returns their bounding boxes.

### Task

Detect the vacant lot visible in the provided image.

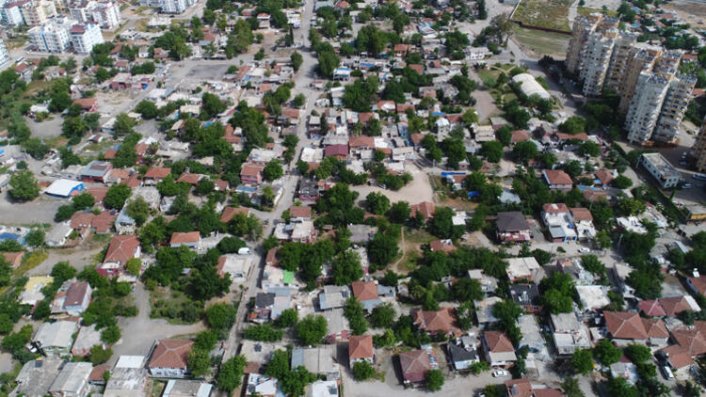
[351,163,433,204]
[512,0,574,32]
[512,26,571,59]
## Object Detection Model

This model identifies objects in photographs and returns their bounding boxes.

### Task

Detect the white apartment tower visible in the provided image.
[604,32,638,93]
[159,0,194,14]
[566,14,603,75]
[0,39,10,66]
[652,75,696,144]
[69,0,120,29]
[618,46,661,113]
[20,0,56,26]
[28,16,74,52]
[625,72,670,144]
[70,22,103,53]
[579,30,617,96]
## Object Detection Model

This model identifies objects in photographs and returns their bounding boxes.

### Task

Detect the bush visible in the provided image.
[205,303,237,331]
[352,361,376,381]
[243,324,284,342]
[89,345,113,364]
[425,369,444,391]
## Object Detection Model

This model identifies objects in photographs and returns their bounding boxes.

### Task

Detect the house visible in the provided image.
[348,335,374,368]
[324,144,348,160]
[104,366,149,397]
[604,311,669,346]
[504,379,565,397]
[46,222,73,248]
[570,207,596,240]
[447,337,480,370]
[482,331,517,367]
[542,170,573,191]
[241,163,265,185]
[430,239,455,253]
[687,275,706,297]
[251,292,275,323]
[70,211,96,238]
[399,349,434,385]
[505,257,543,283]
[509,284,541,313]
[308,380,339,397]
[496,212,532,243]
[322,308,351,343]
[100,235,140,277]
[220,206,250,223]
[639,296,700,317]
[347,224,377,244]
[71,325,102,356]
[291,345,340,380]
[298,179,320,202]
[147,339,194,378]
[246,373,278,397]
[2,251,24,268]
[62,281,92,315]
[216,255,252,282]
[468,269,498,295]
[34,320,79,356]
[550,313,591,355]
[594,169,615,187]
[169,231,201,249]
[541,203,577,242]
[413,308,460,336]
[73,97,98,112]
[410,201,435,221]
[289,206,312,222]
[45,179,86,198]
[475,296,503,326]
[319,285,350,311]
[351,281,382,312]
[49,362,93,397]
[14,357,64,397]
[162,380,214,397]
[143,167,171,184]
[80,160,112,183]
[274,221,317,243]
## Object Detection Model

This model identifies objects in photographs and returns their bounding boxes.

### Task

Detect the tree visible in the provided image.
[369,303,396,328]
[25,228,45,248]
[135,100,159,119]
[571,349,593,374]
[559,116,586,134]
[206,303,237,331]
[263,160,284,181]
[243,324,284,341]
[202,92,227,118]
[296,315,328,345]
[425,369,444,391]
[22,138,49,159]
[89,345,113,364]
[317,49,340,77]
[612,175,633,189]
[8,171,39,202]
[365,192,390,215]
[331,250,363,285]
[125,197,150,226]
[104,184,131,210]
[387,201,410,223]
[561,377,585,397]
[428,207,464,240]
[73,192,95,209]
[217,355,247,392]
[593,339,621,366]
[101,324,121,344]
[188,349,211,377]
[624,344,652,363]
[265,349,290,380]
[113,113,136,137]
[512,141,538,164]
[481,141,504,163]
[367,232,398,270]
[578,141,600,157]
[274,308,299,328]
[606,377,638,397]
[352,361,376,381]
[451,278,483,301]
[291,51,303,72]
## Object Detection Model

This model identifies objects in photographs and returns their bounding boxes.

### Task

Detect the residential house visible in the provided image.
[430,239,455,253]
[289,206,312,222]
[505,257,544,283]
[542,169,573,190]
[550,312,591,355]
[322,308,351,343]
[169,231,201,250]
[468,269,498,295]
[413,308,460,336]
[509,284,541,313]
[34,320,78,356]
[291,345,340,380]
[504,379,565,397]
[447,336,480,371]
[57,281,92,315]
[162,380,213,397]
[475,296,503,326]
[49,362,93,397]
[348,335,374,368]
[638,296,700,317]
[687,275,706,297]
[541,203,577,242]
[240,163,265,185]
[496,212,532,243]
[319,285,350,311]
[324,144,348,160]
[410,201,435,221]
[71,325,102,356]
[308,380,339,397]
[246,373,278,397]
[604,311,669,346]
[143,167,171,185]
[399,349,434,385]
[298,179,320,202]
[147,339,194,378]
[481,331,517,367]
[80,160,112,183]
[570,207,596,240]
[14,357,63,397]
[251,292,275,323]
[351,281,382,312]
[220,206,250,223]
[100,235,140,277]
[216,254,252,283]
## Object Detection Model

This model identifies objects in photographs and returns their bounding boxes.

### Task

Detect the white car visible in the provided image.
[492,369,508,377]
[578,247,591,253]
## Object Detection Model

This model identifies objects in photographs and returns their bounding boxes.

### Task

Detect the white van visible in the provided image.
[237,247,251,255]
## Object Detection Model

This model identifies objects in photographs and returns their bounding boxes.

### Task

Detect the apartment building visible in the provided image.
[625,72,671,144]
[20,0,56,26]
[618,46,661,113]
[158,0,194,14]
[2,0,29,26]
[70,22,103,53]
[652,75,696,144]
[28,16,74,52]
[69,0,120,29]
[579,29,617,96]
[604,32,638,93]
[0,39,9,67]
[566,14,603,75]
[690,119,706,173]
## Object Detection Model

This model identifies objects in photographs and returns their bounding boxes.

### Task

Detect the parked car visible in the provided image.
[492,369,508,377]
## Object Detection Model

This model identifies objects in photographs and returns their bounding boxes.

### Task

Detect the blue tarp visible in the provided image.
[467,191,480,199]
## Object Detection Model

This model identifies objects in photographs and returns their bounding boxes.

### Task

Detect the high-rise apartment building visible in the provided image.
[20,0,56,26]
[690,119,706,172]
[69,0,120,29]
[28,16,74,52]
[579,29,617,96]
[625,72,670,144]
[652,75,696,144]
[70,22,103,53]
[566,14,604,75]
[0,39,10,67]
[618,46,661,113]
[604,32,638,93]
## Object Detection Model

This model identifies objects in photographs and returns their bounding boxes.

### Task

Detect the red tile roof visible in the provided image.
[65,281,90,307]
[92,211,116,234]
[542,203,569,214]
[411,201,435,220]
[1,252,23,268]
[570,208,593,222]
[483,331,514,353]
[220,206,250,223]
[543,169,573,186]
[148,339,193,369]
[399,349,431,383]
[70,212,95,229]
[413,308,458,335]
[351,281,378,301]
[241,163,264,177]
[605,311,648,339]
[145,167,171,180]
[289,206,312,219]
[348,335,374,360]
[170,232,200,245]
[177,173,202,185]
[104,235,140,266]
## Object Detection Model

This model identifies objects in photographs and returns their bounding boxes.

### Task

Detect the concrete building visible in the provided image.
[159,0,194,14]
[653,74,696,144]
[640,152,682,189]
[618,46,661,113]
[625,72,670,144]
[69,0,121,29]
[20,0,56,26]
[579,28,617,96]
[0,39,10,67]
[70,23,103,54]
[28,17,75,52]
[566,14,603,75]
[2,1,29,26]
[604,32,638,93]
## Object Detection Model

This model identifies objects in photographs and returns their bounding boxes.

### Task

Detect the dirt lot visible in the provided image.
[351,163,433,204]
[511,0,574,32]
[662,0,706,28]
[512,26,571,59]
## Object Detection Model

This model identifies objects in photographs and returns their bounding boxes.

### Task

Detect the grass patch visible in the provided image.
[512,0,574,32]
[512,25,571,58]
[13,250,48,276]
[45,136,68,149]
[150,286,204,324]
[405,229,435,244]
[578,6,617,17]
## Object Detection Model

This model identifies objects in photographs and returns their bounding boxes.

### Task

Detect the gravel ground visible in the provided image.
[351,163,433,204]
[0,192,64,226]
